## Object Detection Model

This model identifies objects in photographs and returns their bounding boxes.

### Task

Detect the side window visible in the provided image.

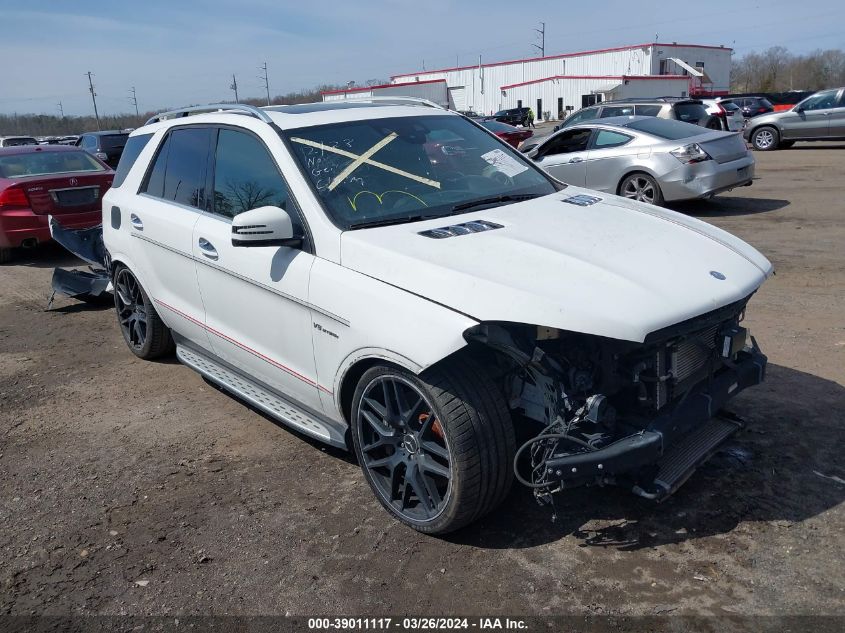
[83,136,96,149]
[600,105,634,118]
[163,128,212,208]
[839,91,845,107]
[635,104,663,117]
[800,90,838,111]
[564,108,598,127]
[212,129,294,224]
[113,133,152,188]
[593,130,632,149]
[542,129,592,156]
[142,134,171,198]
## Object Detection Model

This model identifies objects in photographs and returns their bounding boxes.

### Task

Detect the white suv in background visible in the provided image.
[102,100,771,534]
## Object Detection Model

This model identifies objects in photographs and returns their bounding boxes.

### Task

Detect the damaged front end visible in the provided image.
[465,296,767,502]
[48,216,111,305]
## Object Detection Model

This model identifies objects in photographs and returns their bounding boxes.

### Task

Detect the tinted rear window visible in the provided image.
[3,137,37,147]
[623,118,705,140]
[635,104,663,117]
[673,103,708,123]
[100,134,129,150]
[113,133,152,188]
[0,150,106,178]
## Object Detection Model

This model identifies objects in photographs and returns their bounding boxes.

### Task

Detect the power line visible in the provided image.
[86,71,100,130]
[130,86,139,117]
[259,61,270,106]
[532,22,545,58]
[57,101,64,118]
[230,73,239,102]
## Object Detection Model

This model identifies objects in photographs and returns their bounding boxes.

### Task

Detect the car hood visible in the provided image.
[340,189,772,342]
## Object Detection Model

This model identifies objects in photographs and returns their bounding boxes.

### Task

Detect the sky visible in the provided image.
[0,0,842,116]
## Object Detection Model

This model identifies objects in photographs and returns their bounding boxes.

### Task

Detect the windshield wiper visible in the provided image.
[448,193,543,214]
[347,214,438,230]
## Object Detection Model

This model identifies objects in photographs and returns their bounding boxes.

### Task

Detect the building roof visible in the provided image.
[391,42,732,80]
[322,78,445,96]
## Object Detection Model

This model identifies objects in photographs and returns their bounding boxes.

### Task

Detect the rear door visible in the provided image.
[783,89,839,139]
[828,89,845,138]
[585,128,637,193]
[127,126,213,348]
[533,128,592,185]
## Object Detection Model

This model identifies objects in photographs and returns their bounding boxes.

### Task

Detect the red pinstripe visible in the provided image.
[154,298,333,395]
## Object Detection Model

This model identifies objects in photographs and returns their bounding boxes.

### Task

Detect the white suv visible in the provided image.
[102,100,772,534]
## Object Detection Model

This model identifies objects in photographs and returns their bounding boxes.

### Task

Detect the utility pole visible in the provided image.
[230,74,239,102]
[532,22,545,58]
[86,71,101,130]
[57,101,64,118]
[130,86,139,117]
[260,62,270,106]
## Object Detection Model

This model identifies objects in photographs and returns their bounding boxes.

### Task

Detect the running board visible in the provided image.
[633,414,742,501]
[176,344,348,449]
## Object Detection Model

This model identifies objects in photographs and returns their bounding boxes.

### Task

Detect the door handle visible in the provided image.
[130,214,143,230]
[568,157,584,163]
[198,237,218,260]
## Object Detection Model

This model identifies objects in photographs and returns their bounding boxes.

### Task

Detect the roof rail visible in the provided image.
[335,96,446,110]
[144,103,274,126]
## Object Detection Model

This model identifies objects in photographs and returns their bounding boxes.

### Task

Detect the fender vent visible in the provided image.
[418,220,503,239]
[562,194,602,206]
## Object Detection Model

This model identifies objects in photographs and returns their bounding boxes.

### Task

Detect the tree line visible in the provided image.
[0,83,347,136]
[731,46,845,93]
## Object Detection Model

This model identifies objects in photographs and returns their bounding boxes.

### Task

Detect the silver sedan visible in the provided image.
[521,116,755,206]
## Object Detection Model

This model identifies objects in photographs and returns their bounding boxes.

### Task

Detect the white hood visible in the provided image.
[340,189,772,343]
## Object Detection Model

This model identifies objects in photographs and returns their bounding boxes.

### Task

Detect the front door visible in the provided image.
[127,126,213,349]
[192,127,322,411]
[782,89,839,139]
[533,128,592,185]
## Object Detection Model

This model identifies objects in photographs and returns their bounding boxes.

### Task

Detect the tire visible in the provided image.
[0,247,12,264]
[703,115,723,131]
[779,140,795,149]
[113,264,174,359]
[350,354,516,534]
[619,172,664,206]
[751,126,779,151]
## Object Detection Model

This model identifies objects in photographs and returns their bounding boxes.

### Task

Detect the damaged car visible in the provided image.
[95,99,772,534]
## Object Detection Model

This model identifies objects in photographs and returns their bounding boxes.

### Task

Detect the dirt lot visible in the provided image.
[1,144,843,620]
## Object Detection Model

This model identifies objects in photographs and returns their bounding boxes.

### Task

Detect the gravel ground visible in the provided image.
[1,143,843,621]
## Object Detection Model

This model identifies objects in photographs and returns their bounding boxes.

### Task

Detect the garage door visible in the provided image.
[448,87,466,111]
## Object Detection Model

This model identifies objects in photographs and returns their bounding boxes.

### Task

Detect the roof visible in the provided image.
[321,78,445,96]
[500,74,688,90]
[79,130,128,136]
[391,42,732,80]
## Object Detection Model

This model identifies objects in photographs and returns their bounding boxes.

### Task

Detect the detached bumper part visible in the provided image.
[544,345,766,499]
[51,267,110,302]
[47,217,110,305]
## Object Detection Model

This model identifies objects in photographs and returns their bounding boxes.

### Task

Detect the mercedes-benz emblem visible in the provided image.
[710,271,726,280]
[69,177,78,186]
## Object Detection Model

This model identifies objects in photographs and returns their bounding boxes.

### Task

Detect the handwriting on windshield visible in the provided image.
[346,190,428,212]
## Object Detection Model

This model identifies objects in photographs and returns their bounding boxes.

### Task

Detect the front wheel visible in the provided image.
[619,173,664,206]
[350,355,515,534]
[113,265,174,359]
[751,126,779,151]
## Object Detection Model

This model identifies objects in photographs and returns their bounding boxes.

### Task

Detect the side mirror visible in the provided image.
[231,206,303,248]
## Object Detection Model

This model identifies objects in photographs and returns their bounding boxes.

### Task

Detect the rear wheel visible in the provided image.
[751,126,779,151]
[350,355,515,534]
[704,115,723,130]
[619,173,664,206]
[113,265,174,359]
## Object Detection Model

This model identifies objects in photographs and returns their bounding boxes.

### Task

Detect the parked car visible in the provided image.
[58,135,80,146]
[700,99,745,132]
[0,145,113,262]
[718,96,774,119]
[556,98,718,132]
[76,130,129,168]
[489,107,530,126]
[0,136,38,148]
[100,101,770,534]
[457,110,481,118]
[523,116,754,206]
[744,86,845,150]
[478,119,533,148]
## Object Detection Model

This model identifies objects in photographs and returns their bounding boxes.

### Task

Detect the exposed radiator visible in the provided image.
[671,324,719,383]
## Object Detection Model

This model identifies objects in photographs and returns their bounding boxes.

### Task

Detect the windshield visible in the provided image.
[100,134,128,150]
[284,114,556,230]
[623,117,705,140]
[0,150,107,178]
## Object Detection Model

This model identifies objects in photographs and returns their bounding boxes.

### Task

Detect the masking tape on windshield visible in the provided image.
[291,136,440,190]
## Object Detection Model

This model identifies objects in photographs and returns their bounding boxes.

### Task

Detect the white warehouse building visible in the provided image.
[323,42,732,121]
